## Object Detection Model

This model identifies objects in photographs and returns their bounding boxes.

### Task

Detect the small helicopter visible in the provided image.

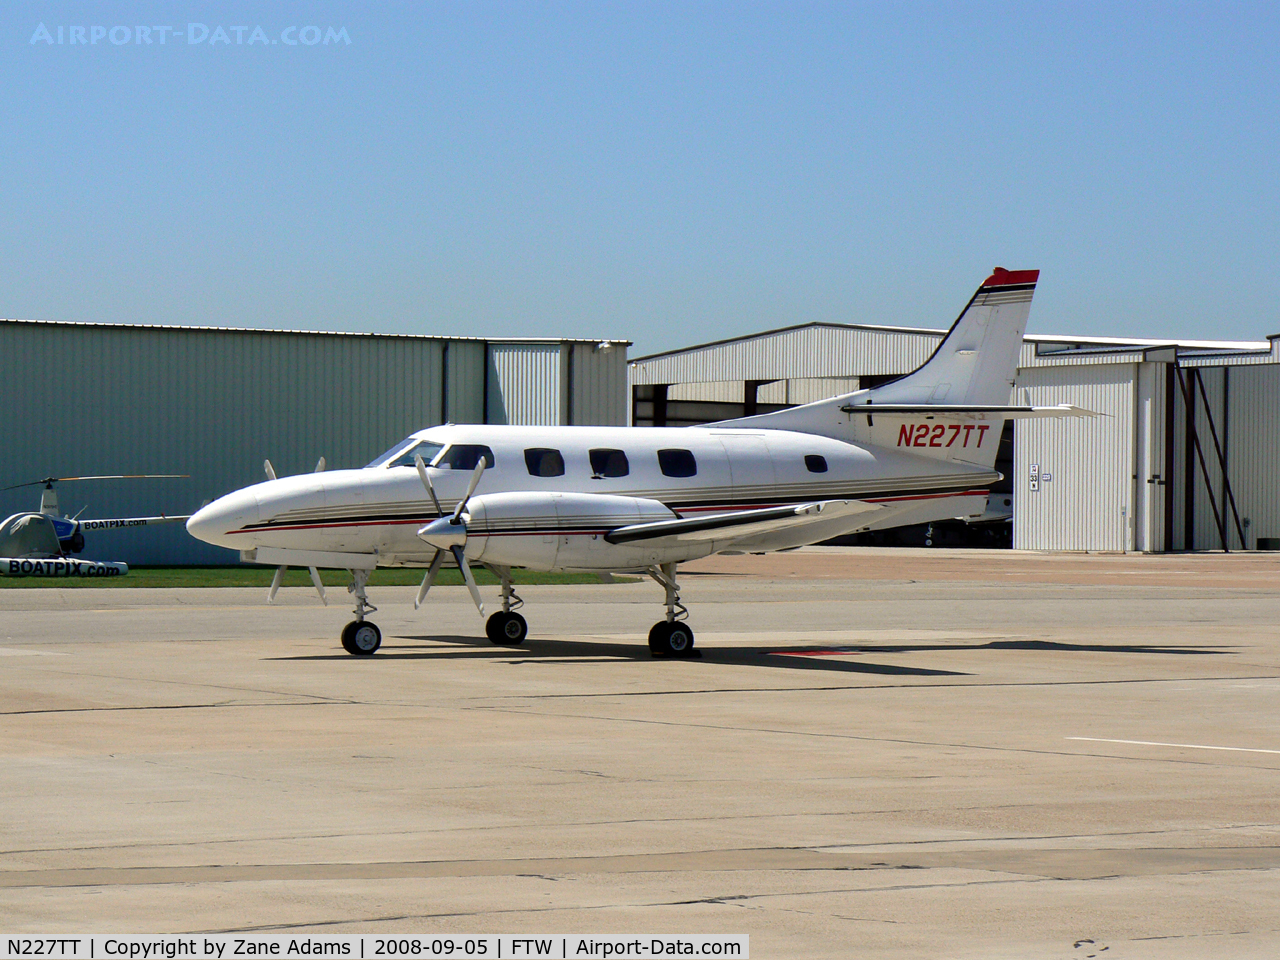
[0,475,190,577]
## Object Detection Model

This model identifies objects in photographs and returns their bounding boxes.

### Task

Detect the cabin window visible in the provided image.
[386,440,446,469]
[805,455,828,473]
[657,448,697,478]
[524,448,565,478]
[589,448,629,478]
[436,444,495,470]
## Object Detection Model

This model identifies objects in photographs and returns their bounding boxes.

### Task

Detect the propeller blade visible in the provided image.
[264,459,277,481]
[268,565,286,603]
[414,454,443,516]
[314,457,326,473]
[309,566,327,605]
[452,458,486,522]
[414,550,446,610]
[451,545,485,616]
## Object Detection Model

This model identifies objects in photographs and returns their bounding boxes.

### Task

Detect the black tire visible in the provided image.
[649,621,695,657]
[341,620,359,654]
[348,621,381,656]
[486,612,528,645]
[648,621,667,652]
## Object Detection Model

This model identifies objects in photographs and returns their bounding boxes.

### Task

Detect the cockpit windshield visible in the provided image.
[364,437,444,469]
[365,437,417,468]
[388,440,446,469]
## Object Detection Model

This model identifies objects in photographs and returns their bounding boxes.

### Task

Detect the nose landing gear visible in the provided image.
[340,568,381,656]
[485,566,528,644]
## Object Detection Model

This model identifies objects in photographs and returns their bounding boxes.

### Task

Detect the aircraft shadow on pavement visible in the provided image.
[275,634,967,677]
[818,639,1233,656]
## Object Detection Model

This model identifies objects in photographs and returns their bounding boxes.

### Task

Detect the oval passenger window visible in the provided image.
[589,448,629,478]
[524,448,566,477]
[657,449,697,478]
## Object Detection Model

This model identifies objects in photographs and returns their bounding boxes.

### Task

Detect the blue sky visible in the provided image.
[3,1,1277,354]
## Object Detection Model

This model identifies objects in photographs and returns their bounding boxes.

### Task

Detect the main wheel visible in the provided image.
[341,620,359,654]
[486,611,528,645]
[346,620,381,656]
[649,621,695,657]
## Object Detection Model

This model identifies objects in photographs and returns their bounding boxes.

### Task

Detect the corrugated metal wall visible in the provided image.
[2,322,628,564]
[486,343,562,425]
[1013,364,1136,551]
[668,381,744,402]
[445,340,486,423]
[569,342,628,425]
[785,377,861,404]
[1,322,445,564]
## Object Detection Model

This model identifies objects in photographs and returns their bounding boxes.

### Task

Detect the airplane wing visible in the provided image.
[605,500,881,546]
[838,403,1101,419]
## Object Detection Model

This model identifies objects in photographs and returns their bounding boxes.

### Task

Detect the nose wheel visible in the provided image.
[486,611,528,645]
[341,620,382,656]
[648,620,695,656]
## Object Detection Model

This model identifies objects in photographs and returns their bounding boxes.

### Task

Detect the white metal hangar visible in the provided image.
[1,319,629,564]
[630,322,1280,553]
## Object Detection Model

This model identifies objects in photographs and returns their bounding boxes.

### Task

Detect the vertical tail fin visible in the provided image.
[867,268,1038,406]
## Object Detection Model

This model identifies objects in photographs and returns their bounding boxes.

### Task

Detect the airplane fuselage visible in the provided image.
[188,422,995,571]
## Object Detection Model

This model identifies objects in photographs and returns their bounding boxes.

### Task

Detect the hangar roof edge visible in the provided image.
[0,318,631,347]
[631,320,1271,365]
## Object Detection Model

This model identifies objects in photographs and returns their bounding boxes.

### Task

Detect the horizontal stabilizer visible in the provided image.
[838,403,1101,420]
[605,500,881,545]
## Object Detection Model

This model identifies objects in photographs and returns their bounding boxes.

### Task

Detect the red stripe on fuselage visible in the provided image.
[223,489,990,537]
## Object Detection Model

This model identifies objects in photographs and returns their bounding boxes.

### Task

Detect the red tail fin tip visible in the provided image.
[983,267,1039,287]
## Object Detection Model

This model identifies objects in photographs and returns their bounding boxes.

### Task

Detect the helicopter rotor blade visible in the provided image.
[2,474,189,492]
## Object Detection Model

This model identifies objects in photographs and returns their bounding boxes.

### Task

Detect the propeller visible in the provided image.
[264,455,328,603]
[267,564,327,605]
[413,457,487,616]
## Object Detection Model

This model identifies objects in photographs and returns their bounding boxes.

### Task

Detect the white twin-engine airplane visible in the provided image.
[187,268,1094,657]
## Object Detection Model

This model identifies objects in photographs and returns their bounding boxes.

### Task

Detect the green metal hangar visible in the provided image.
[629,323,1280,552]
[0,319,629,564]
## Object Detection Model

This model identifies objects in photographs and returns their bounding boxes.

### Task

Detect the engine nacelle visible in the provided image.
[463,492,713,571]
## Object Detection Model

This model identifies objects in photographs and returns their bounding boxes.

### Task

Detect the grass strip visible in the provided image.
[0,566,621,589]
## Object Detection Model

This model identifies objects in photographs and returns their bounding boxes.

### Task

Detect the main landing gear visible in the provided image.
[340,568,381,656]
[646,562,696,657]
[335,562,696,659]
[485,565,528,645]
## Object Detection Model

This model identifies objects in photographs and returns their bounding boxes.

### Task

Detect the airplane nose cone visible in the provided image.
[186,490,259,549]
